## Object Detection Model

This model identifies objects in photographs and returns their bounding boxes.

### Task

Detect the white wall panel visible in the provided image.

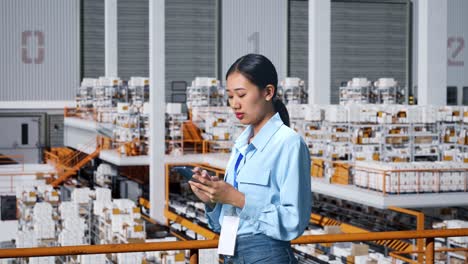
[0,0,79,101]
[222,0,288,82]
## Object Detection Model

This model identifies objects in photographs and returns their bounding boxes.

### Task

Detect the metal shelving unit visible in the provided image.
[381,123,411,162]
[411,123,440,161]
[303,121,326,158]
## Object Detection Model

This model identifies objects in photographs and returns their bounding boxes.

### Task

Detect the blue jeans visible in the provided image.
[223,234,298,264]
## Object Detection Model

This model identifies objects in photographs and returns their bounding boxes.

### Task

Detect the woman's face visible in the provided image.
[226,72,272,126]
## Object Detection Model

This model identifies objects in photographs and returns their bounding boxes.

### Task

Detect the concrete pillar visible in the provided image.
[105,0,118,77]
[417,0,447,105]
[308,0,331,105]
[149,0,166,223]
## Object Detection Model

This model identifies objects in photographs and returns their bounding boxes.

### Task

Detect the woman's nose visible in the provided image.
[231,99,240,109]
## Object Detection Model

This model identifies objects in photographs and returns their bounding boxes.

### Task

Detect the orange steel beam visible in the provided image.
[310,213,412,252]
[164,209,219,240]
[292,228,468,244]
[0,172,54,176]
[425,237,435,264]
[141,214,157,225]
[165,163,171,226]
[1,228,467,259]
[170,230,189,241]
[388,252,418,264]
[389,206,425,263]
[51,148,100,187]
[139,197,150,210]
[392,247,468,254]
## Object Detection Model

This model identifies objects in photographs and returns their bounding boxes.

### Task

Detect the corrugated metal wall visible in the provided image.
[166,0,216,102]
[447,0,468,97]
[222,0,288,82]
[81,0,216,102]
[288,0,409,104]
[288,0,308,85]
[330,1,408,103]
[82,0,105,78]
[48,114,64,147]
[0,0,79,101]
[118,0,149,80]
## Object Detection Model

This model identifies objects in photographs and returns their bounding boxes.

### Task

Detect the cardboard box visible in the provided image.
[351,243,369,256]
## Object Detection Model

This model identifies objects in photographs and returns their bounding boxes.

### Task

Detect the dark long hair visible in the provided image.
[225,54,290,127]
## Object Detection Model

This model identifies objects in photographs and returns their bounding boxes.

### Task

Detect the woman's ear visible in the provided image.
[264,84,275,101]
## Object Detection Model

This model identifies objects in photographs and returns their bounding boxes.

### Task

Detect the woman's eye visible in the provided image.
[238,94,246,98]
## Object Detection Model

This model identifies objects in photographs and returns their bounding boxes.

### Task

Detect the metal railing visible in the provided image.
[1,228,467,264]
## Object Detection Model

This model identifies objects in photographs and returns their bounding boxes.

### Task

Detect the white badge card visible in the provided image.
[217,216,240,256]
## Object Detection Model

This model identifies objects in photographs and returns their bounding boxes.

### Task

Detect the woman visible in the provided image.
[189,54,311,263]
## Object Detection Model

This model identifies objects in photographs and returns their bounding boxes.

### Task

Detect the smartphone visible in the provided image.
[189,177,204,185]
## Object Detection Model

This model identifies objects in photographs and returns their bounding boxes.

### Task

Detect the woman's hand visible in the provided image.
[188,174,245,209]
[189,168,220,207]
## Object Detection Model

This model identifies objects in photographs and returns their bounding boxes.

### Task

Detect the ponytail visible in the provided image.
[273,97,290,127]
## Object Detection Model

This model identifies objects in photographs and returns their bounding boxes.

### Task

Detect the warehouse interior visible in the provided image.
[0,0,467,263]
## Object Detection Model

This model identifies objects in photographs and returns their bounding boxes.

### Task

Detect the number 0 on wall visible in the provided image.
[21,31,45,64]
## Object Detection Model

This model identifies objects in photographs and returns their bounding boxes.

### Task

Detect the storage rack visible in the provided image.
[339,78,405,105]
[303,120,326,158]
[139,109,150,155]
[186,77,225,108]
[165,104,186,155]
[279,77,308,105]
[374,78,405,104]
[128,77,149,112]
[381,123,411,163]
[411,123,440,161]
[350,123,381,162]
[76,78,96,120]
[113,103,142,156]
[339,78,376,105]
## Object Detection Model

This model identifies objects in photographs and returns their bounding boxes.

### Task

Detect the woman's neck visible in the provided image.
[249,111,275,142]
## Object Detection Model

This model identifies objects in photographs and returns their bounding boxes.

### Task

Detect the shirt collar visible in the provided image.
[234,113,284,152]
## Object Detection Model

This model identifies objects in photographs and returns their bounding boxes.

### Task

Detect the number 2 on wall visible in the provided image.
[448,36,465,67]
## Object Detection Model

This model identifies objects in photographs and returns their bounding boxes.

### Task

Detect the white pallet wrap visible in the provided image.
[71,187,92,204]
[63,217,86,233]
[29,257,55,264]
[80,254,107,264]
[117,252,144,264]
[59,229,84,246]
[33,202,53,219]
[445,220,468,244]
[16,230,37,248]
[287,104,309,120]
[111,214,133,233]
[33,217,55,239]
[93,200,113,217]
[325,105,348,123]
[113,199,136,214]
[95,187,112,202]
[125,223,145,240]
[59,201,79,219]
[355,161,468,194]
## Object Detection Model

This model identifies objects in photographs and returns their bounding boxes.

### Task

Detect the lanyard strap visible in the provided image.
[233,152,244,189]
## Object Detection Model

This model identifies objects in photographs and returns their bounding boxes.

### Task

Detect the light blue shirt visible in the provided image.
[206,113,312,241]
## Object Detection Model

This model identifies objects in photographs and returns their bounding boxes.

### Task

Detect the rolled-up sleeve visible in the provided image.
[239,138,311,241]
[205,203,222,232]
